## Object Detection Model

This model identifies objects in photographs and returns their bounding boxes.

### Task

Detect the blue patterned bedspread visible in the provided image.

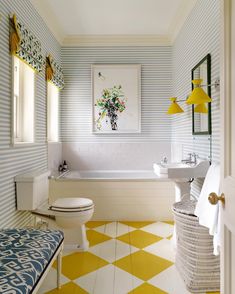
[0,229,64,294]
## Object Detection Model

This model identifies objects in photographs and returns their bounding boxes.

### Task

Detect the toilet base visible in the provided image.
[34,215,90,251]
[62,224,89,251]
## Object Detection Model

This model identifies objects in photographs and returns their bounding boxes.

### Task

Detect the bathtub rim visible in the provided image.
[50,169,172,182]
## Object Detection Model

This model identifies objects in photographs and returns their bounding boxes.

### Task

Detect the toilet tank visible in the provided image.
[15,171,50,210]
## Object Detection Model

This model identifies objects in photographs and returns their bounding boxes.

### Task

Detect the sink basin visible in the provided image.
[154,162,189,175]
[153,159,210,179]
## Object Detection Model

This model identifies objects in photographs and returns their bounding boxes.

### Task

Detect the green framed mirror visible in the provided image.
[192,54,212,135]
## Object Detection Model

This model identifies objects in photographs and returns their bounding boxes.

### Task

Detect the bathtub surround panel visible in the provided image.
[48,143,62,172]
[61,46,172,169]
[49,179,175,221]
[0,0,61,228]
[62,142,171,171]
[172,0,220,199]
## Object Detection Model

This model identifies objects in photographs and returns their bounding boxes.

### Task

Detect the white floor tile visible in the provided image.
[94,222,135,238]
[37,267,70,293]
[143,238,175,262]
[75,264,143,294]
[148,265,191,294]
[141,221,174,238]
[88,239,138,263]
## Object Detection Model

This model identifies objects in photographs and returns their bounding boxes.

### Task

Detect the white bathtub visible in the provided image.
[49,170,175,221]
[59,170,166,180]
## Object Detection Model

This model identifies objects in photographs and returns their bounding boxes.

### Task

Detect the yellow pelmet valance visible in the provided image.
[46,55,65,90]
[9,14,43,72]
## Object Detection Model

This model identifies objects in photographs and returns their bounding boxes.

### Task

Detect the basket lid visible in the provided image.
[173,199,197,216]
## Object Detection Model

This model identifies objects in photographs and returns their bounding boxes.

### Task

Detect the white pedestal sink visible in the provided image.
[153,159,210,201]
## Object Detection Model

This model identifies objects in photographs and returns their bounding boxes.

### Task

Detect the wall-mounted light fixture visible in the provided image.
[167,97,184,114]
[186,79,212,104]
[167,78,220,115]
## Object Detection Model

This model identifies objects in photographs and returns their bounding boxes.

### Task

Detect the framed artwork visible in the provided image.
[92,64,141,133]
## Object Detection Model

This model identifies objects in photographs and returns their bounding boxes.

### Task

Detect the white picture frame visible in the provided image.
[92,64,141,133]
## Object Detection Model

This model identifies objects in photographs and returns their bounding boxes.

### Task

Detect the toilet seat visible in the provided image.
[50,197,94,213]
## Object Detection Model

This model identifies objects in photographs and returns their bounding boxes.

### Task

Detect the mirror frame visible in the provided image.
[192,54,212,135]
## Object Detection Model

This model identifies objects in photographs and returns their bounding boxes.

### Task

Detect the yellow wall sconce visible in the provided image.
[167,78,219,115]
[167,97,184,114]
[194,103,208,113]
[186,79,212,105]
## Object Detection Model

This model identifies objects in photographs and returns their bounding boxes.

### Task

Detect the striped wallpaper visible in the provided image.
[61,47,172,143]
[172,0,220,199]
[0,0,61,228]
[0,0,221,227]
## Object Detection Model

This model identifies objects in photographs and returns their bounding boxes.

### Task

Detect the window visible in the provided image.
[47,82,59,142]
[13,56,35,144]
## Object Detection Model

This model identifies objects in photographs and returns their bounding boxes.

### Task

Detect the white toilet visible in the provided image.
[15,171,94,251]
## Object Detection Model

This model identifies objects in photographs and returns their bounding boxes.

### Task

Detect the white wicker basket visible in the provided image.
[173,199,220,293]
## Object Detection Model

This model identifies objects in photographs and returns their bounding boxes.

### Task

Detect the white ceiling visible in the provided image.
[30,0,197,45]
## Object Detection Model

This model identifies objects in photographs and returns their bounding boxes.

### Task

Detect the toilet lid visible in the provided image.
[51,198,93,210]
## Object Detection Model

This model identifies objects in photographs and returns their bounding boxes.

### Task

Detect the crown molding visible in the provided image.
[30,0,197,47]
[168,0,198,43]
[62,35,171,47]
[29,0,65,44]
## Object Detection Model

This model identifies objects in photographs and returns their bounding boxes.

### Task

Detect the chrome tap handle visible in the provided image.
[192,153,198,164]
[163,156,168,164]
[188,153,193,161]
[181,153,192,163]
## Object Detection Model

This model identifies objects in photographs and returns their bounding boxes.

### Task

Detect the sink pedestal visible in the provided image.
[153,159,210,202]
[174,180,191,202]
[153,159,210,249]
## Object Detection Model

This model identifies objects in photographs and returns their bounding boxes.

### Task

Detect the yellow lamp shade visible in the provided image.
[186,79,212,105]
[186,87,212,105]
[194,103,208,113]
[167,97,184,115]
[192,79,203,86]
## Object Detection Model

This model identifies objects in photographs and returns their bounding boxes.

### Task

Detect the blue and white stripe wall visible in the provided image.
[172,0,220,199]
[61,47,172,170]
[0,0,220,228]
[0,0,61,228]
[61,0,220,176]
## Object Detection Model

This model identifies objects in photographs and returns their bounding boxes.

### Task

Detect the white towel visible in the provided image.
[194,163,221,255]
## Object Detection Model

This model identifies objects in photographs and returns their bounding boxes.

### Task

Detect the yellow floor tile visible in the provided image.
[117,230,162,249]
[129,283,167,294]
[55,252,108,280]
[120,221,155,228]
[206,292,220,294]
[46,282,88,294]
[163,220,174,225]
[86,221,112,229]
[113,250,173,281]
[86,229,112,246]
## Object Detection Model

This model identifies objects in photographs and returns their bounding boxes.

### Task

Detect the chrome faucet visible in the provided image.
[181,153,192,164]
[191,153,198,164]
[181,153,198,164]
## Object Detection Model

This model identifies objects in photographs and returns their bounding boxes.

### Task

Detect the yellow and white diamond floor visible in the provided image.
[38,221,220,294]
